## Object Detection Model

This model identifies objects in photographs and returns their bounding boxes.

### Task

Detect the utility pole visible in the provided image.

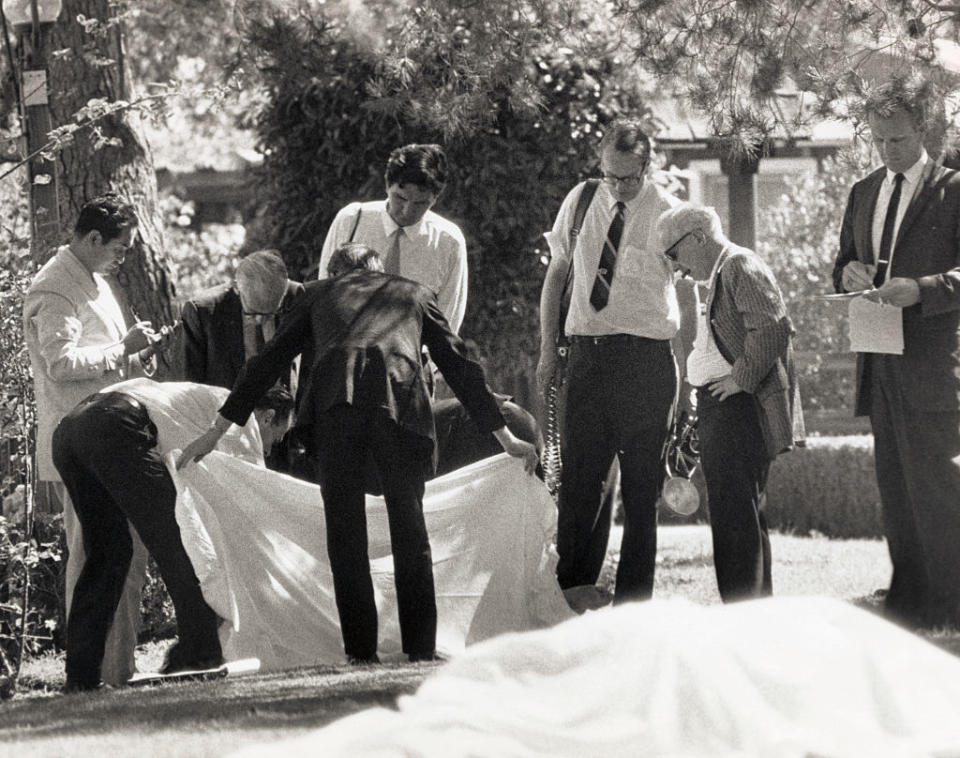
[3,0,63,261]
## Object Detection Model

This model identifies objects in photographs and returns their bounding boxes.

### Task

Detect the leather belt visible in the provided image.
[569,334,665,345]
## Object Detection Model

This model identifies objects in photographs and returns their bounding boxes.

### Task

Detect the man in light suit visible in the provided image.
[657,203,804,601]
[178,243,538,664]
[23,195,172,684]
[833,75,960,629]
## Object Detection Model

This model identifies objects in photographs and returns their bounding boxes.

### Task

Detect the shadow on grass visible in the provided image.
[851,591,960,658]
[0,664,431,742]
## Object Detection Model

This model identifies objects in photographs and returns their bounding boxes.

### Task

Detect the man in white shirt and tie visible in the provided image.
[537,119,680,605]
[315,143,468,333]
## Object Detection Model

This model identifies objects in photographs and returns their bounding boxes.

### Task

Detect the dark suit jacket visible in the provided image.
[180,281,305,391]
[707,246,805,458]
[833,163,960,416]
[218,271,505,466]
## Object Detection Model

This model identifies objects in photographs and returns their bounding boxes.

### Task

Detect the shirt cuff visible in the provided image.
[102,343,126,372]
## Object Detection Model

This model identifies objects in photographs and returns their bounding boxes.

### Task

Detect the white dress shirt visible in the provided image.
[317,200,469,332]
[871,150,928,283]
[544,180,680,339]
[686,255,733,387]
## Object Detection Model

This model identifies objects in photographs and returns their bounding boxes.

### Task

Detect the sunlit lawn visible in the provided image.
[4,525,958,757]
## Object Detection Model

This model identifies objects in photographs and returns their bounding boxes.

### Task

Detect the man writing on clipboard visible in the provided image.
[832,74,960,630]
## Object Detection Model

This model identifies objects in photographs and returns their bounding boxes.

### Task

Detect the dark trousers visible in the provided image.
[52,392,221,686]
[697,389,773,602]
[556,336,676,603]
[869,354,960,627]
[314,405,436,659]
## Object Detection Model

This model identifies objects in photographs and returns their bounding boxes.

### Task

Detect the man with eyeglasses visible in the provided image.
[537,118,680,606]
[180,249,306,469]
[657,203,804,603]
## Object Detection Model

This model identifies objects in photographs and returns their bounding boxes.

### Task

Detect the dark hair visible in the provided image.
[74,194,137,243]
[254,385,295,425]
[599,118,652,163]
[862,73,939,132]
[327,242,384,277]
[384,144,448,195]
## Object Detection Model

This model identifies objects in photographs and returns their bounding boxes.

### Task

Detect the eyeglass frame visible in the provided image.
[662,230,698,262]
[601,170,646,187]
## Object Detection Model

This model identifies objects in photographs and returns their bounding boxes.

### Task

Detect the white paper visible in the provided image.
[848,297,904,354]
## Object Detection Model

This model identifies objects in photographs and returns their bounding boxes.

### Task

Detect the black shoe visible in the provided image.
[408,651,446,663]
[160,641,224,675]
[347,653,381,666]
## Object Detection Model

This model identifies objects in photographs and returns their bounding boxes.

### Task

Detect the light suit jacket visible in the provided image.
[23,247,149,480]
[707,245,806,459]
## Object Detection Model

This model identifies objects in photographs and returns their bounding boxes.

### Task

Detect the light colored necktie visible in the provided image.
[383,228,403,275]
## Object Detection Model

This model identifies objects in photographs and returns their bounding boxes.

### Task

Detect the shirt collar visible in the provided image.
[60,245,100,299]
[887,148,928,187]
[598,179,654,213]
[380,201,426,236]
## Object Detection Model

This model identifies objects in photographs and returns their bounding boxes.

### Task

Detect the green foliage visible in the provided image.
[0,515,63,658]
[160,192,246,301]
[598,0,960,152]
[756,148,874,414]
[765,436,882,539]
[244,4,655,384]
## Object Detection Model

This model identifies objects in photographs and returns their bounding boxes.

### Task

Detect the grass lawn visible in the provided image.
[3,525,958,757]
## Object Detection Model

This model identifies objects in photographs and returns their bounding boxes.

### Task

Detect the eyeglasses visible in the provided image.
[243,309,277,318]
[662,230,697,261]
[601,171,644,187]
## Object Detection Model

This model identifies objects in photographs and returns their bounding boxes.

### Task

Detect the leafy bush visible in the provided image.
[160,192,247,303]
[765,436,882,539]
[0,514,63,659]
[756,148,873,416]
[243,8,655,392]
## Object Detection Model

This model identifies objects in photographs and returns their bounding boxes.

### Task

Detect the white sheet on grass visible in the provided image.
[166,452,574,670]
[231,596,960,758]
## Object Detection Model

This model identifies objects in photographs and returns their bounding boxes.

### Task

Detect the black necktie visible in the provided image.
[874,172,905,287]
[590,202,625,310]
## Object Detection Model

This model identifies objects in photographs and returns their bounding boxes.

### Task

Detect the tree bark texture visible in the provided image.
[41,0,178,375]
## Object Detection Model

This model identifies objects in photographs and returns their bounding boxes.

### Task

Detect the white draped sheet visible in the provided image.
[232,596,960,757]
[166,452,574,670]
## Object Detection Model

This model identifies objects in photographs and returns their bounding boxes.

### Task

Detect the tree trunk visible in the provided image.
[42,0,177,376]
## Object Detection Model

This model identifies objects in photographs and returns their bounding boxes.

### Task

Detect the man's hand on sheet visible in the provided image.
[493,427,540,475]
[176,415,232,470]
